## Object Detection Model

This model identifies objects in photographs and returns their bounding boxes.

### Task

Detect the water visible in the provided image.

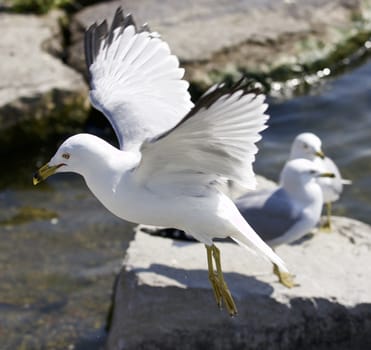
[255,59,371,224]
[0,179,135,350]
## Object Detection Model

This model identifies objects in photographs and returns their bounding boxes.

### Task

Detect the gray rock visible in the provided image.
[68,0,366,87]
[106,216,371,350]
[0,10,89,143]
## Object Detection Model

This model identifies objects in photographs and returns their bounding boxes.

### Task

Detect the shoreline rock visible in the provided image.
[68,0,371,92]
[106,216,371,350]
[0,10,89,150]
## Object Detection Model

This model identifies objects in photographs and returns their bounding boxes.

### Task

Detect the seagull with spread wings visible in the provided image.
[33,7,286,316]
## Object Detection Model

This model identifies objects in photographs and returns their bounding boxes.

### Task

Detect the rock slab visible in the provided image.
[0,10,88,145]
[68,0,366,86]
[106,216,371,350]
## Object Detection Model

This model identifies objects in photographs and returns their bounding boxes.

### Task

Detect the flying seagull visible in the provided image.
[287,132,351,231]
[236,158,335,288]
[33,7,286,316]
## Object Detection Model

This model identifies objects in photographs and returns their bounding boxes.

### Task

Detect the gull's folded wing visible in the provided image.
[236,188,300,242]
[84,7,194,150]
[134,79,269,192]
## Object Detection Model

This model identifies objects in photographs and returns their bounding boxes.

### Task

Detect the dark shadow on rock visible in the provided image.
[74,328,107,350]
[282,298,371,350]
[143,227,237,245]
[289,232,315,245]
[108,286,371,350]
[132,263,275,298]
[142,226,318,248]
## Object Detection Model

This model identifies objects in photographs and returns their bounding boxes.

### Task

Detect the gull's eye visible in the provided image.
[309,170,316,175]
[62,153,70,160]
[303,143,308,149]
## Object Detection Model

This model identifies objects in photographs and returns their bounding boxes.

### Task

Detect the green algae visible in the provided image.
[272,30,371,81]
[190,4,371,97]
[0,206,58,226]
[0,89,90,189]
[9,0,73,14]
[0,89,89,154]
[234,28,371,96]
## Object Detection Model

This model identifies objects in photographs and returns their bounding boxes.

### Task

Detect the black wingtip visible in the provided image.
[123,13,136,30]
[190,76,262,114]
[84,19,108,72]
[84,7,141,72]
[107,7,125,45]
[229,77,263,96]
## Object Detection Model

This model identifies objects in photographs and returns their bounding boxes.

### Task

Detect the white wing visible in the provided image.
[84,7,193,150]
[134,79,269,193]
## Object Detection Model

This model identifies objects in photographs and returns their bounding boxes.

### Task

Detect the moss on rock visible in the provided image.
[0,89,89,153]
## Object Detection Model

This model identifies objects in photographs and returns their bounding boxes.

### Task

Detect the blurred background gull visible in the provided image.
[236,158,335,288]
[286,132,352,231]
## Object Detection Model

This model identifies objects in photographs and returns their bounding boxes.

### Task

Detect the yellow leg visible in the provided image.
[273,263,298,288]
[205,244,238,316]
[320,202,332,232]
[206,245,223,308]
[212,245,238,316]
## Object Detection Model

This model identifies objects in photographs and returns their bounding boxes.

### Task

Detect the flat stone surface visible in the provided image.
[0,10,88,134]
[68,0,365,86]
[106,216,371,350]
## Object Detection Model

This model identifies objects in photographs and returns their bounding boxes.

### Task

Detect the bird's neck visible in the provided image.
[82,148,139,211]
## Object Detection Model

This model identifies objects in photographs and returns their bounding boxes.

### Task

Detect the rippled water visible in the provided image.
[255,59,371,224]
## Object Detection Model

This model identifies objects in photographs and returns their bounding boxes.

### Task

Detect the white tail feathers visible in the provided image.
[230,212,288,273]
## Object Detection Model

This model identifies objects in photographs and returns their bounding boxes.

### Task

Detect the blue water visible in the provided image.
[255,60,371,224]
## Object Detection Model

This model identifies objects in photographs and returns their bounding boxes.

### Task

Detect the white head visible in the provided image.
[289,132,325,161]
[33,133,116,184]
[280,158,334,200]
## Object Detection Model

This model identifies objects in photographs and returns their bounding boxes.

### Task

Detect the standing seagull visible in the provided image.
[33,7,286,316]
[236,159,335,288]
[287,132,351,231]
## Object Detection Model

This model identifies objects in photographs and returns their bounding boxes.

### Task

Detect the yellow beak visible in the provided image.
[33,163,60,185]
[315,150,325,159]
[319,172,335,178]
